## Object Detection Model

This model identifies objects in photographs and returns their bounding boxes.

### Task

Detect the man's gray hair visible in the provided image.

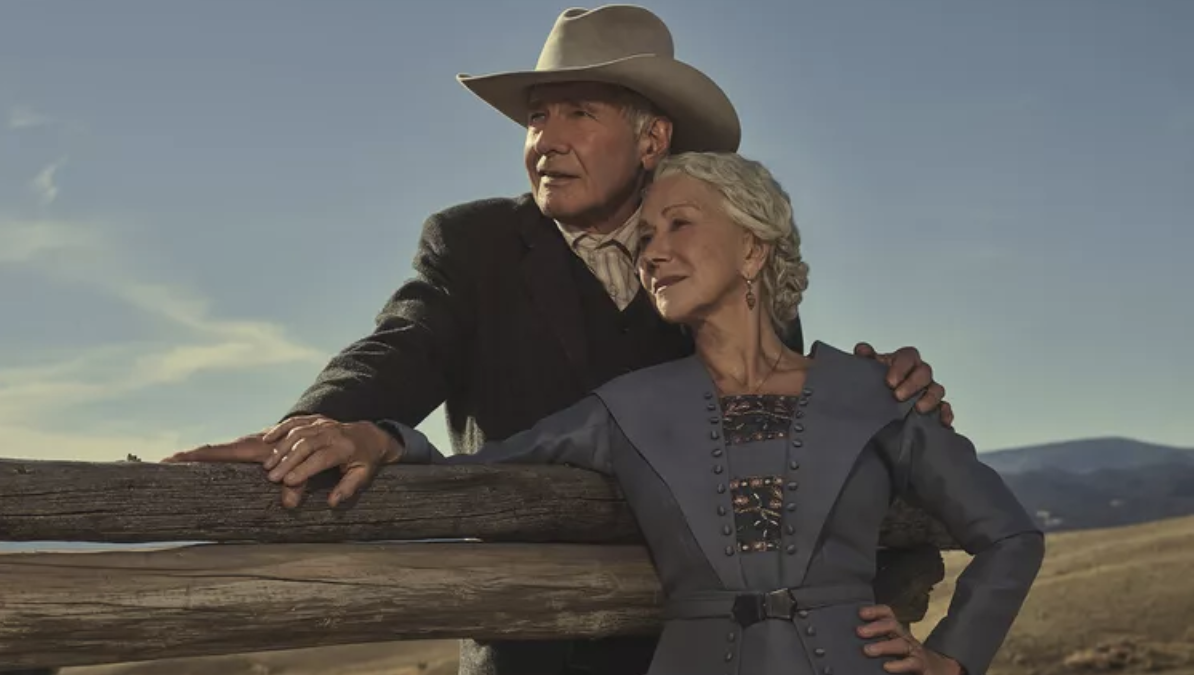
[611,86,667,138]
[652,152,810,330]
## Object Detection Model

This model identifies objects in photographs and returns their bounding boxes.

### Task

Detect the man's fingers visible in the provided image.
[890,353,930,397]
[268,431,332,482]
[939,400,955,428]
[330,465,373,507]
[264,423,328,471]
[854,342,878,360]
[283,442,349,487]
[263,415,327,443]
[162,436,271,464]
[281,482,306,510]
[910,378,943,412]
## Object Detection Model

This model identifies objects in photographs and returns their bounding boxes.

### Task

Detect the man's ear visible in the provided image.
[641,117,673,171]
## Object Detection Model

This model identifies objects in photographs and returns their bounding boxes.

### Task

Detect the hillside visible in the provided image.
[57,516,1192,675]
[975,437,1194,533]
[913,515,1193,675]
[981,437,1192,474]
[1001,462,1193,532]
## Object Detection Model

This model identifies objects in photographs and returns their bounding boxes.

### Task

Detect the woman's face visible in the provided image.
[636,172,758,327]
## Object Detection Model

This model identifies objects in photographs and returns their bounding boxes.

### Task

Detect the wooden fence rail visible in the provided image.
[0,458,956,670]
[0,542,662,669]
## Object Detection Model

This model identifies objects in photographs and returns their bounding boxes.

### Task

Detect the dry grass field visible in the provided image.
[913,515,1193,675]
[58,516,1192,675]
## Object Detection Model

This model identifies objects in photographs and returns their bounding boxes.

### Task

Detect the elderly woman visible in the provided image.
[381,153,1044,675]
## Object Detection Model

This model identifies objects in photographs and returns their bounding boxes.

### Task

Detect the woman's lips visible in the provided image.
[653,275,686,293]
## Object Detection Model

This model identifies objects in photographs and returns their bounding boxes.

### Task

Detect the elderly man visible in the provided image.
[170,6,958,675]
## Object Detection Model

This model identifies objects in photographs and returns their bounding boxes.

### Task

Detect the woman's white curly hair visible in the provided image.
[652,152,810,331]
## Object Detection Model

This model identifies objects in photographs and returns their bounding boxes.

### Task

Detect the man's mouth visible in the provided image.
[538,169,577,183]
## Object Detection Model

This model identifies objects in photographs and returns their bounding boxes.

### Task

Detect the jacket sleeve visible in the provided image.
[284,209,477,427]
[377,395,616,475]
[887,410,1045,675]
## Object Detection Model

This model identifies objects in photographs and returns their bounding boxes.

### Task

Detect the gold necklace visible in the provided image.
[751,349,786,395]
[719,349,785,396]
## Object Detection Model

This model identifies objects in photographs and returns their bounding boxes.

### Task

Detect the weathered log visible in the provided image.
[0,459,956,549]
[0,458,954,669]
[0,542,662,669]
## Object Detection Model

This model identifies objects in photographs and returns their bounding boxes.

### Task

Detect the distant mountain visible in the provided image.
[973,437,1193,532]
[999,462,1193,532]
[981,437,1193,475]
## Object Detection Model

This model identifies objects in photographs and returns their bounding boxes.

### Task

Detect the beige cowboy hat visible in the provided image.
[457,5,741,153]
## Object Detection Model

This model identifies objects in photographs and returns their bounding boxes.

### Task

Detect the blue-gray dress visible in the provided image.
[384,342,1044,675]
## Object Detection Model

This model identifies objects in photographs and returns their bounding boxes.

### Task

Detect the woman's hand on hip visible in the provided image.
[857,604,964,674]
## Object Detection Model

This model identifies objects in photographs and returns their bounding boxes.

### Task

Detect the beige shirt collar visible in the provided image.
[555,210,642,258]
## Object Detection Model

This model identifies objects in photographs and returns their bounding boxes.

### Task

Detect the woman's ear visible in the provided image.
[741,233,770,281]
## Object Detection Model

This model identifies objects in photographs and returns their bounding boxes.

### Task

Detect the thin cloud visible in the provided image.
[30,161,63,206]
[8,105,53,130]
[0,215,326,450]
[0,217,101,263]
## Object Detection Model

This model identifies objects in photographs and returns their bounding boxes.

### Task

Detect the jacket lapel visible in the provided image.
[782,341,915,588]
[517,200,591,388]
[594,357,746,590]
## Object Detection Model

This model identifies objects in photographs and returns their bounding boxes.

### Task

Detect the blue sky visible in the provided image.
[0,0,1191,463]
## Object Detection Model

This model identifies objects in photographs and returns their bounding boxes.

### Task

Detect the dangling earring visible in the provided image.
[744,276,756,309]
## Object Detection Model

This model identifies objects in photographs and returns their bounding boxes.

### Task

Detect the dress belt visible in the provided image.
[664,584,874,627]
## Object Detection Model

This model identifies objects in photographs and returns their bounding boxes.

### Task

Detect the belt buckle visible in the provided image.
[731,589,796,627]
[763,588,797,620]
[731,594,765,627]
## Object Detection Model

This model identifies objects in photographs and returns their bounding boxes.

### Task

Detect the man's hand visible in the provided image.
[858,605,964,674]
[163,430,311,507]
[854,342,954,428]
[259,415,401,508]
[163,415,402,509]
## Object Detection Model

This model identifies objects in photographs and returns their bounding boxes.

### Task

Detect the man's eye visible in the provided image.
[528,112,546,123]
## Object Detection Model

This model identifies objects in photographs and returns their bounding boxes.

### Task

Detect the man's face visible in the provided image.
[523,82,648,228]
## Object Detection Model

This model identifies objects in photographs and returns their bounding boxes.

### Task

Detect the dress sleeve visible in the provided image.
[377,394,616,475]
[884,409,1045,675]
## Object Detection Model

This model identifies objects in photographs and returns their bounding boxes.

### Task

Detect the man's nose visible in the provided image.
[533,117,570,157]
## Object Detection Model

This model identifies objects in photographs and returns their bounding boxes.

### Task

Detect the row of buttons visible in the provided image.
[707,387,812,558]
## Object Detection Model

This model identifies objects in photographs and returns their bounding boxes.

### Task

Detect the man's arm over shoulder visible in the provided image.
[286,197,518,426]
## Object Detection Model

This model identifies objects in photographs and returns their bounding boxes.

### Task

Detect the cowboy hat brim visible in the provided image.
[457,54,740,153]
